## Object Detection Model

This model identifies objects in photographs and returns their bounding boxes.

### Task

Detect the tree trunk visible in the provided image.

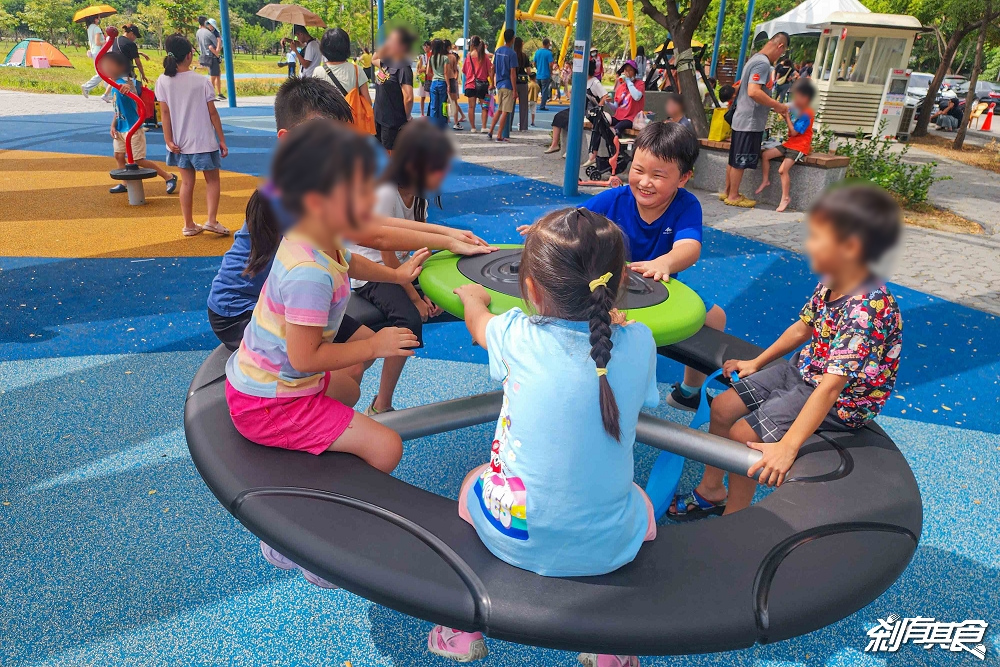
[670,33,710,137]
[954,1,990,150]
[913,27,971,138]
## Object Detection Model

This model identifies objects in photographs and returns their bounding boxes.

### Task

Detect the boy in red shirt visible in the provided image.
[756,79,815,212]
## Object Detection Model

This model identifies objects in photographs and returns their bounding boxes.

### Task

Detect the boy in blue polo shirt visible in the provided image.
[583,121,728,411]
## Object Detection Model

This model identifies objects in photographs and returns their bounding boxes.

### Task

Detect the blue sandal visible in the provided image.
[666,489,727,522]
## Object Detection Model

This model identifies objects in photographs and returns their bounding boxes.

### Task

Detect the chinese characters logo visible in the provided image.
[866,614,988,660]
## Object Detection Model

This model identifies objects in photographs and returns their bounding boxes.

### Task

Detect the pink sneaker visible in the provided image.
[427,625,489,662]
[578,654,640,667]
[260,541,338,589]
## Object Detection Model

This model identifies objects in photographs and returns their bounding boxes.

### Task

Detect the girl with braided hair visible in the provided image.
[428,208,660,667]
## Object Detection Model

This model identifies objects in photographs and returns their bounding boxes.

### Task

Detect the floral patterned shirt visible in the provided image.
[797,282,903,427]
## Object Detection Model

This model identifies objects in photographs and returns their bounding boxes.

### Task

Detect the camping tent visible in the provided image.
[2,39,74,67]
[755,0,870,38]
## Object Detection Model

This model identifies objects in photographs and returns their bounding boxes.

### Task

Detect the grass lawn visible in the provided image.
[0,42,286,96]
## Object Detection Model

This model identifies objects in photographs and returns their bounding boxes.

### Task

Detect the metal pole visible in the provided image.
[371,0,375,52]
[505,0,516,38]
[218,0,236,107]
[735,0,756,80]
[709,0,727,78]
[563,0,594,196]
[377,0,385,46]
[463,0,470,88]
[372,391,762,477]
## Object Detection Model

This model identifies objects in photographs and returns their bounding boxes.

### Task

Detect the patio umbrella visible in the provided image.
[72,4,118,23]
[255,4,326,27]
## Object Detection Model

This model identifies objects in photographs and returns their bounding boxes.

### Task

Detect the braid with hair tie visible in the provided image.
[587,272,620,439]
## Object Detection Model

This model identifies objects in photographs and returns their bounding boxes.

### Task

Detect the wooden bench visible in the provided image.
[691,138,849,210]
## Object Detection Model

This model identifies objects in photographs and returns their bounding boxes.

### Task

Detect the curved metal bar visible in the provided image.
[372,391,764,478]
[94,26,146,166]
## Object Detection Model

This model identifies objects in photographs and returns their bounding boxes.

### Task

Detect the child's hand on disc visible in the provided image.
[629,258,671,282]
[395,248,431,284]
[454,283,491,307]
[370,327,419,358]
[451,239,497,255]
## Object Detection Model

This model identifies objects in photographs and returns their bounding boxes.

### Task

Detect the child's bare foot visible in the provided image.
[755,180,770,194]
[776,197,791,212]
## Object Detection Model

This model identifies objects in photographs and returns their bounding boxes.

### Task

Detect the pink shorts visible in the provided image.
[225,373,355,455]
[457,464,657,542]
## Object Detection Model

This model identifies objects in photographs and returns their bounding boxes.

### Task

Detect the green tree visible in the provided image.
[158,0,205,36]
[638,0,713,136]
[0,5,18,38]
[18,0,72,42]
[136,1,169,50]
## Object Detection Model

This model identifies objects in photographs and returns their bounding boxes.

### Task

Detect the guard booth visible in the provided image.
[810,11,923,134]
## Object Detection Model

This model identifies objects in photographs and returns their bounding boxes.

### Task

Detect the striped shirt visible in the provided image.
[226,234,352,398]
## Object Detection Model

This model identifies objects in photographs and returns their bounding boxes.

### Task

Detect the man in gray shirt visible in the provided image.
[724,32,789,207]
[196,16,223,100]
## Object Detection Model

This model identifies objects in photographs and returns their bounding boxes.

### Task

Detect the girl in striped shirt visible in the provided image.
[225,119,428,474]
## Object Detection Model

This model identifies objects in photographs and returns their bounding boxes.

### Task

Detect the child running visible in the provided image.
[102,51,177,195]
[578,122,727,411]
[350,120,458,415]
[155,34,230,237]
[755,78,816,212]
[207,77,493,352]
[670,185,903,519]
[428,208,659,667]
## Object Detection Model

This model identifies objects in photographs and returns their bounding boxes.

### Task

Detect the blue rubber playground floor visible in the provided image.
[1,106,998,666]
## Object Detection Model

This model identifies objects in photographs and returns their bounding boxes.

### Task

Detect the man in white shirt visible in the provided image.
[291,25,322,78]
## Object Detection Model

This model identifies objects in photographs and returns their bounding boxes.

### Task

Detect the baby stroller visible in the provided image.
[584,100,628,182]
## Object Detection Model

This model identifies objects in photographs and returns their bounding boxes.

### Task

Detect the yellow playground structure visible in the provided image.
[498,0,637,66]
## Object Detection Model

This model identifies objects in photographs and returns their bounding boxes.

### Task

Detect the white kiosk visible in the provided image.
[810,12,923,134]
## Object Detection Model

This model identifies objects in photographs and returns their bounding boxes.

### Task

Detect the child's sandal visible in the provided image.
[427,626,488,662]
[201,220,230,236]
[666,489,726,522]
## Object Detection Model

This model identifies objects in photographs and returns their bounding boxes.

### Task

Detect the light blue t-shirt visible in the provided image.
[533,48,554,80]
[467,308,660,577]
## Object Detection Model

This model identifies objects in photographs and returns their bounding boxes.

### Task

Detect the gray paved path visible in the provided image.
[3,90,997,314]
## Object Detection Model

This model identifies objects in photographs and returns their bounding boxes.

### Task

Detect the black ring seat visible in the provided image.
[184,323,922,655]
[110,165,159,181]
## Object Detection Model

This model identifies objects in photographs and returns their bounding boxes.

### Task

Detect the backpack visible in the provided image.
[323,63,376,135]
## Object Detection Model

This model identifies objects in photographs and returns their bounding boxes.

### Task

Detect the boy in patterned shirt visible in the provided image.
[670,185,903,519]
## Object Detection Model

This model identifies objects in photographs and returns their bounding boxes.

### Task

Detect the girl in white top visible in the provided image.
[346,120,476,415]
[312,28,373,108]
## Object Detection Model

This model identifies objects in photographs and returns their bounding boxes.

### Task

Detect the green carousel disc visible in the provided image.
[418,245,706,347]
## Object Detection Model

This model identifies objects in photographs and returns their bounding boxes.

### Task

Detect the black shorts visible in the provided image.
[552,108,570,130]
[202,57,221,77]
[356,281,424,346]
[208,308,251,351]
[375,122,402,150]
[464,81,489,100]
[729,130,764,170]
[208,309,363,351]
[732,361,849,443]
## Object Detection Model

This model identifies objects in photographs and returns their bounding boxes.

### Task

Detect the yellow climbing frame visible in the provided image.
[496,0,636,66]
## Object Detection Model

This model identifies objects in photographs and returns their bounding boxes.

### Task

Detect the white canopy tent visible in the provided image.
[755,0,870,38]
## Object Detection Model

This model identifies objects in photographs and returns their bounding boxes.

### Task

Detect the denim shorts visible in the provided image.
[167,150,221,171]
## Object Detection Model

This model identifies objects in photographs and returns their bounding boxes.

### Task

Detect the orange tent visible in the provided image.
[3,39,74,68]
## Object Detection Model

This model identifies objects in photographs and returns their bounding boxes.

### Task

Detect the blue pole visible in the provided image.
[563,0,594,196]
[377,0,385,45]
[709,0,727,78]
[462,0,470,92]
[500,0,516,139]
[505,0,516,37]
[735,0,756,80]
[218,0,236,107]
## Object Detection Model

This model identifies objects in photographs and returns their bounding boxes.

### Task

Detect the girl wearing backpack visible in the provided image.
[313,28,375,134]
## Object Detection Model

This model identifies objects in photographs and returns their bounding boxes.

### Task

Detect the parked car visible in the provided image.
[906,72,935,106]
[942,75,968,92]
[953,80,1000,103]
